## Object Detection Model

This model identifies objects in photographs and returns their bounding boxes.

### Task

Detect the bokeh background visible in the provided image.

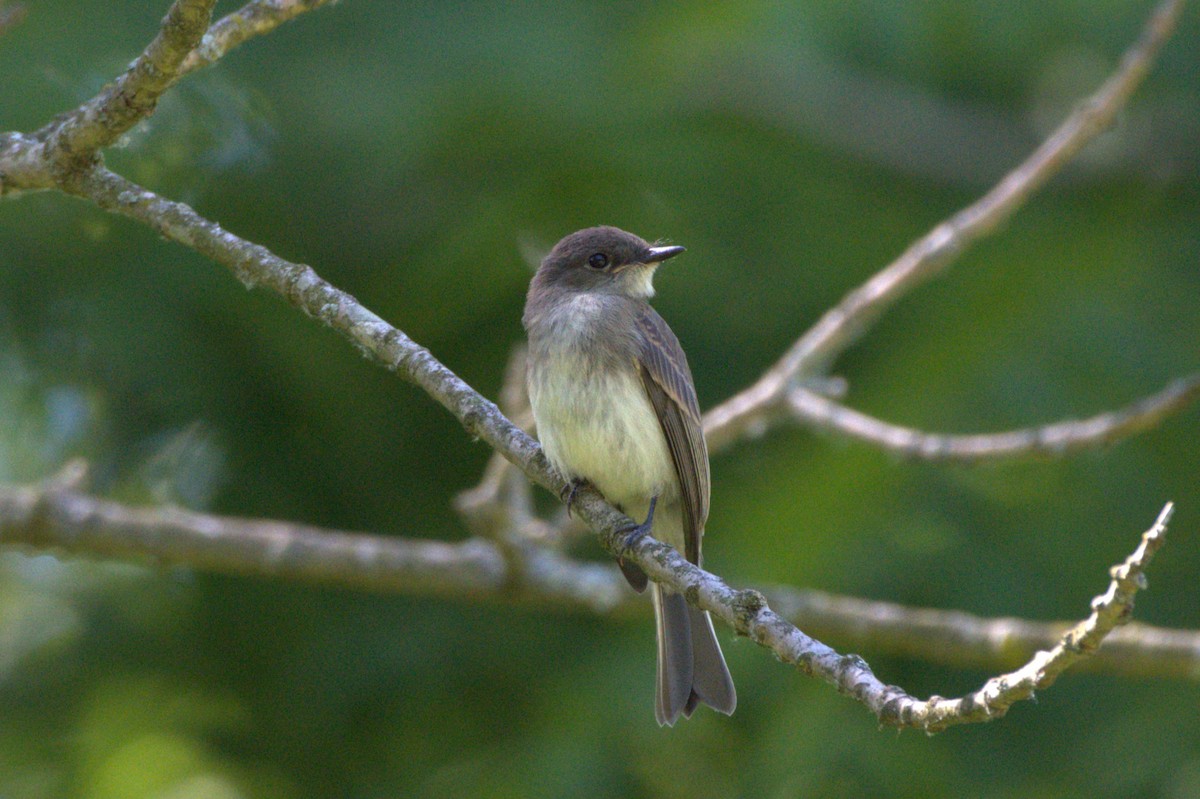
[2,1,1200,797]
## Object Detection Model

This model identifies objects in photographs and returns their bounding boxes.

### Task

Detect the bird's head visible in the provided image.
[533,226,685,299]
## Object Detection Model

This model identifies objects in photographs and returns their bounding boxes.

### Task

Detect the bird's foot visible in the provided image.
[614,496,657,593]
[616,496,658,549]
[559,478,590,518]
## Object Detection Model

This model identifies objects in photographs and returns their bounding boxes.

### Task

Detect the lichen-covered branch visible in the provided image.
[40,0,216,173]
[883,503,1174,731]
[179,0,336,76]
[0,0,333,195]
[771,579,1200,681]
[605,500,1172,731]
[702,0,1187,452]
[63,165,559,497]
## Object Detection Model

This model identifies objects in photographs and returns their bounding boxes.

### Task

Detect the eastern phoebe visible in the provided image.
[523,226,736,725]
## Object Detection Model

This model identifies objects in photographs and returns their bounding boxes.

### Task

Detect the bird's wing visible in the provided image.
[636,305,710,565]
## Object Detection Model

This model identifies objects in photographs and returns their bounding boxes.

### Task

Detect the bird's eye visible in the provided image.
[587,253,609,270]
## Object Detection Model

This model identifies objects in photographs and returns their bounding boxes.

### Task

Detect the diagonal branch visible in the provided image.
[702,0,1187,452]
[63,165,556,495]
[766,579,1200,681]
[178,0,336,76]
[1,0,333,195]
[779,375,1200,461]
[608,499,1172,731]
[886,503,1174,730]
[39,0,217,172]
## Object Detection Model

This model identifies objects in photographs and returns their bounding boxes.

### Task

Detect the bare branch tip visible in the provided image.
[1155,501,1175,528]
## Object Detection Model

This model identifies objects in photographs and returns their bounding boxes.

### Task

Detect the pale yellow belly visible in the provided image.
[529,357,677,512]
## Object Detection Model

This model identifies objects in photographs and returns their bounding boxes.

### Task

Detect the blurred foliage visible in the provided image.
[2,1,1200,796]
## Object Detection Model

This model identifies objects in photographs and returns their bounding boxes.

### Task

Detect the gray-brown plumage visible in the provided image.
[522,226,736,725]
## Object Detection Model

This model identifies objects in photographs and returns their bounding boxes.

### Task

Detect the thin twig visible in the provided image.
[39,0,217,172]
[179,0,336,76]
[885,503,1174,731]
[1,0,333,195]
[769,582,1200,681]
[780,375,1200,461]
[702,0,1187,451]
[454,345,534,536]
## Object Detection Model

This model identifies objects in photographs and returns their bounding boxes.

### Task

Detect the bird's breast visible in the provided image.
[528,346,677,511]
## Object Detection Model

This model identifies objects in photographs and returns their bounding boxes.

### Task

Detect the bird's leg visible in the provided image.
[559,477,591,518]
[613,496,657,593]
[618,496,658,548]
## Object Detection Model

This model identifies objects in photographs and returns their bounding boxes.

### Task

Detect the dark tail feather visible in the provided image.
[654,585,737,726]
[619,558,649,593]
[685,605,736,716]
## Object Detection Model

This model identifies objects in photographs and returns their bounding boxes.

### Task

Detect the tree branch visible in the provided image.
[39,0,217,174]
[779,375,1200,461]
[770,578,1200,681]
[0,463,629,613]
[608,500,1172,731]
[1,472,1190,682]
[178,0,336,76]
[702,0,1187,452]
[0,0,1190,731]
[886,503,1173,730]
[0,0,334,195]
[61,164,559,497]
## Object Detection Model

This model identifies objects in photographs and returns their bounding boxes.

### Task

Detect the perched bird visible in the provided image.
[523,226,736,725]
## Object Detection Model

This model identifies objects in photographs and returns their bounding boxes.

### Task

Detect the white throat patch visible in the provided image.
[622,265,657,299]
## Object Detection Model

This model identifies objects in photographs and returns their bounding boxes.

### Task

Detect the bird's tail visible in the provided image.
[653,584,737,726]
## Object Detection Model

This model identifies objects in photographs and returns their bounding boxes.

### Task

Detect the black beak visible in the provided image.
[645,245,686,263]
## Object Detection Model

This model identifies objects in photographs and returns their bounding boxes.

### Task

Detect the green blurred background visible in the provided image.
[2,1,1200,796]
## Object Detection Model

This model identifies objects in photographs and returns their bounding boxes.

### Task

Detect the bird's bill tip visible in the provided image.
[645,245,686,263]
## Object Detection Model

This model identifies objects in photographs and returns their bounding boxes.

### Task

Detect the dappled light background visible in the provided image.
[2,1,1200,797]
